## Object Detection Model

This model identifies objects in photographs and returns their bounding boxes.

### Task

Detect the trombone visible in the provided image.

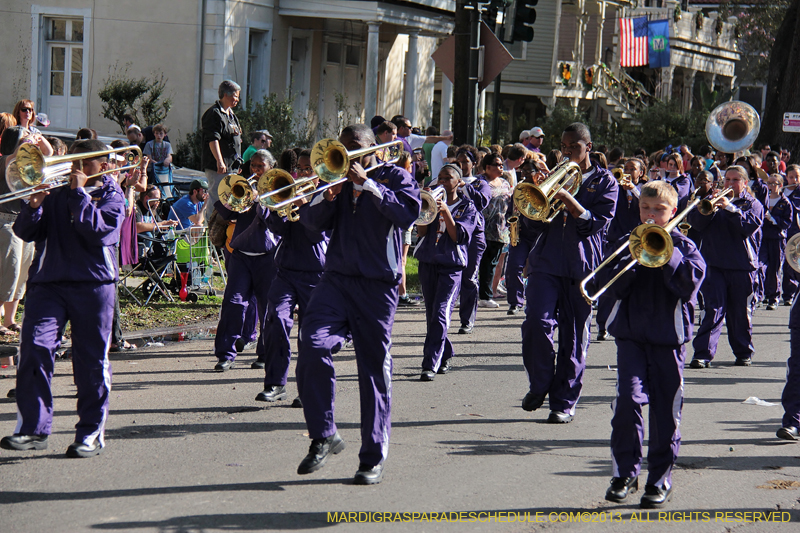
[267,138,405,209]
[0,144,142,205]
[415,186,444,226]
[258,169,316,221]
[512,159,582,223]
[579,196,702,304]
[217,173,258,213]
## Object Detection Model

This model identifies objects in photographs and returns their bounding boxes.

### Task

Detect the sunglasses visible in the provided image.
[21,107,33,113]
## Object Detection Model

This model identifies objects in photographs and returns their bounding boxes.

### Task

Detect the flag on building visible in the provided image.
[648,19,671,69]
[619,17,649,67]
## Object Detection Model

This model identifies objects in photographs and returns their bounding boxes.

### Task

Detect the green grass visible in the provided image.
[405,256,420,294]
[119,294,222,332]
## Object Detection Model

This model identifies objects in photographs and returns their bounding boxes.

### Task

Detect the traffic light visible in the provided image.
[482,0,511,29]
[503,0,537,43]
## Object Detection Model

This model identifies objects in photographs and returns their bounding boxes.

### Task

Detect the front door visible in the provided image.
[44,18,85,129]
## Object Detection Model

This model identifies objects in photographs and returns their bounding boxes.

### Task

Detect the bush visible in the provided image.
[97,62,172,133]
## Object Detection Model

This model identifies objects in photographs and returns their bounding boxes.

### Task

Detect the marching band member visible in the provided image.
[212,151,278,372]
[454,146,491,333]
[778,275,800,440]
[414,164,477,380]
[597,158,644,340]
[295,124,420,485]
[661,153,693,204]
[735,155,768,205]
[760,174,793,310]
[256,150,329,402]
[782,165,800,305]
[688,166,764,368]
[599,181,706,508]
[0,139,125,457]
[520,122,617,423]
[504,156,546,316]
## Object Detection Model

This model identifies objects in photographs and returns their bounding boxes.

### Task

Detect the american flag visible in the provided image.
[620,17,649,67]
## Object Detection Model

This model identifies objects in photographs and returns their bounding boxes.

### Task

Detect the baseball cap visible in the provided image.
[519,129,531,141]
[190,179,209,191]
[261,129,273,139]
[530,127,545,138]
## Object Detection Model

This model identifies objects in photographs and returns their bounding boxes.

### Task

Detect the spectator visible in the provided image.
[0,113,15,139]
[526,127,545,153]
[477,153,512,308]
[503,143,526,188]
[168,179,208,229]
[126,125,146,150]
[143,124,174,197]
[45,136,67,156]
[76,128,97,140]
[375,121,397,145]
[12,100,44,136]
[201,80,242,217]
[243,130,273,162]
[430,130,452,179]
[608,146,625,167]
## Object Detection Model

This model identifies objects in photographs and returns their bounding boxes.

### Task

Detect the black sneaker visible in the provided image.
[297,432,345,474]
[458,324,474,334]
[398,295,420,307]
[777,426,799,440]
[597,329,610,341]
[734,358,752,366]
[420,370,436,381]
[766,302,777,311]
[522,392,545,412]
[437,359,452,374]
[689,359,710,369]
[507,305,523,316]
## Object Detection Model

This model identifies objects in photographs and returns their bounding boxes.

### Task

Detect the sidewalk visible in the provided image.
[1,304,799,532]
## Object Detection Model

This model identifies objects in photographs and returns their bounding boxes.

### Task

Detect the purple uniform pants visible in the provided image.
[223,247,259,346]
[296,273,397,467]
[762,239,785,303]
[262,269,321,386]
[215,251,276,363]
[419,263,461,372]
[611,339,684,490]
[505,238,533,309]
[783,260,798,303]
[596,294,614,331]
[692,267,755,362]
[521,273,591,415]
[783,326,800,429]
[15,282,115,446]
[458,230,485,327]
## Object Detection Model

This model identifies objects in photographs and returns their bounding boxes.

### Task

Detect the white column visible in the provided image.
[682,69,696,113]
[440,74,453,131]
[595,1,606,66]
[404,30,420,125]
[364,22,381,120]
[660,66,675,100]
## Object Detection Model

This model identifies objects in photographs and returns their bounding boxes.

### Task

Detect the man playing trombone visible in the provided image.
[520,122,617,423]
[295,124,420,484]
[687,165,764,368]
[0,139,126,457]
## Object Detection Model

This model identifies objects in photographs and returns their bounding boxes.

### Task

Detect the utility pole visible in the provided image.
[453,1,480,146]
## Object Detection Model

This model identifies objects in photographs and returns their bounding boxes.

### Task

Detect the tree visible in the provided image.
[721,0,791,84]
[757,0,800,159]
[97,62,173,133]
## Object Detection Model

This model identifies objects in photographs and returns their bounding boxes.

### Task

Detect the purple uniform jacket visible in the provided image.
[267,207,329,272]
[665,174,693,204]
[14,175,125,284]
[601,230,706,345]
[750,179,768,206]
[413,195,477,269]
[527,165,618,280]
[791,294,800,329]
[607,186,641,243]
[462,176,491,232]
[303,163,421,284]
[763,195,793,240]
[215,201,278,254]
[687,191,764,271]
[785,188,800,238]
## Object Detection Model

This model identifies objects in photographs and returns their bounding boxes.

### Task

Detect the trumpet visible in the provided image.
[697,186,734,215]
[0,144,142,205]
[512,159,582,222]
[415,186,445,226]
[580,195,703,303]
[509,214,520,246]
[612,168,632,188]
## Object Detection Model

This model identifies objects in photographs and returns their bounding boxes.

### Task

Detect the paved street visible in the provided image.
[1,302,799,532]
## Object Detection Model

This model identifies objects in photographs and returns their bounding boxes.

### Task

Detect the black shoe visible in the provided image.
[214,359,235,372]
[522,392,545,412]
[777,426,799,440]
[597,329,610,341]
[6,388,15,398]
[689,359,710,369]
[458,324,474,334]
[605,476,639,502]
[420,370,436,381]
[437,359,451,374]
[547,411,574,424]
[507,305,523,316]
[297,432,345,474]
[291,396,303,408]
[353,463,384,485]
[0,434,48,451]
[767,303,777,311]
[255,385,287,402]
[784,299,793,306]
[398,295,420,307]
[66,440,102,458]
[734,358,752,366]
[250,360,265,370]
[640,484,672,508]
